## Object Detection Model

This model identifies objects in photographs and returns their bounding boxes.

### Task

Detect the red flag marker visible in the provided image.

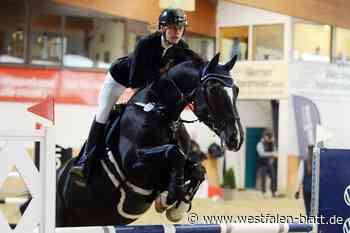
[35,122,43,129]
[27,97,55,124]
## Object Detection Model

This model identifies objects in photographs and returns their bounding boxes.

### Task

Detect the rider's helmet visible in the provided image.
[158,8,188,29]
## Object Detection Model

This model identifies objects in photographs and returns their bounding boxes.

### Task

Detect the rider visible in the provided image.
[71,8,189,181]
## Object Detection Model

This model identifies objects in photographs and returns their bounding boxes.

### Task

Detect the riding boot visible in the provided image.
[70,119,106,184]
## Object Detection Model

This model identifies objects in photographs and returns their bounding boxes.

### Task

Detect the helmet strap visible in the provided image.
[161,30,176,46]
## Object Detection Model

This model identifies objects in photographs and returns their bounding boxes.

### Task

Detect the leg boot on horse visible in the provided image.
[137,144,187,209]
[70,118,106,186]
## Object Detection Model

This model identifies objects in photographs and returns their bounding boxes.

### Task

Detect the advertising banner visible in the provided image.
[231,62,288,100]
[318,148,350,233]
[293,95,321,160]
[0,66,105,105]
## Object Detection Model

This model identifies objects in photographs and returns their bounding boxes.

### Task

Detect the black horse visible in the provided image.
[54,51,244,227]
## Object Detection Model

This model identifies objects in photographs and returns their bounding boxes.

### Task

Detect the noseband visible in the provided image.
[168,72,238,128]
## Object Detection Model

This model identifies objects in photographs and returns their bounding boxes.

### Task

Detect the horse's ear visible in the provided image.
[204,53,220,74]
[223,55,237,71]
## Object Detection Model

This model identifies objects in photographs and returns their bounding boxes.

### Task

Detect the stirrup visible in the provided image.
[70,166,84,177]
[70,166,87,187]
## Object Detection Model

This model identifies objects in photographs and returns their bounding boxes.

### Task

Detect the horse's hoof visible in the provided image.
[166,201,189,222]
[154,191,170,213]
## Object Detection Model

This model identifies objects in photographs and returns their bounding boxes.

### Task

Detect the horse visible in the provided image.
[53,51,244,227]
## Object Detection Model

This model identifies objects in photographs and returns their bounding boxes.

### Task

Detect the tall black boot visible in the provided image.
[70,119,106,184]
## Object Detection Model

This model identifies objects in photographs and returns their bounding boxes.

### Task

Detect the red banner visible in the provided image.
[0,66,105,105]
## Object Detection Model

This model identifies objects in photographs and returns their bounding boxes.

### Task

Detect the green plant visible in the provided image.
[221,168,236,189]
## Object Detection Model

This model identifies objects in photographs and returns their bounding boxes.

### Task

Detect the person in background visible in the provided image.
[256,129,277,198]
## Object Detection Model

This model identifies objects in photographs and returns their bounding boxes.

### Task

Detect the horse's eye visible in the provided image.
[208,86,219,95]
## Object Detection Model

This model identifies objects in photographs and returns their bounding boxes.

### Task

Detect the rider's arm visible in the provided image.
[129,37,160,88]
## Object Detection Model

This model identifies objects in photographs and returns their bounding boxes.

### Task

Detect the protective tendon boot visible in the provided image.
[70,119,106,185]
[166,147,186,205]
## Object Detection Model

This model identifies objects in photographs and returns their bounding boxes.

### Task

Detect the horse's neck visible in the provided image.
[131,86,157,104]
[153,76,197,121]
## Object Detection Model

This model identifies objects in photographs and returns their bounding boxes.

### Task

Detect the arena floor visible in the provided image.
[0,190,306,226]
[134,190,306,225]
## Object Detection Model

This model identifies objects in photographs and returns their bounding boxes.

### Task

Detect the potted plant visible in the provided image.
[221,168,236,200]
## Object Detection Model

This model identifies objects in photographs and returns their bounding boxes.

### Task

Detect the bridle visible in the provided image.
[167,71,244,151]
[169,73,240,129]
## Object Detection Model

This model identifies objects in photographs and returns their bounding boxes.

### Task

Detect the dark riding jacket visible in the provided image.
[109,31,189,88]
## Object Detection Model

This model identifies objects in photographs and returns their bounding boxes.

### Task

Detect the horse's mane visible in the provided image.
[163,48,205,71]
[151,48,205,105]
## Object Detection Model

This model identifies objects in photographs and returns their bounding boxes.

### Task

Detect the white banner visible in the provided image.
[231,62,289,100]
[289,62,350,100]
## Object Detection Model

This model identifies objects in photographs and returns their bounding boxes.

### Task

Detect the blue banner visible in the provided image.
[318,148,350,233]
[293,95,321,160]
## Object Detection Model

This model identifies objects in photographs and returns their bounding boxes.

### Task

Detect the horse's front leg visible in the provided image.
[165,162,206,222]
[137,144,187,205]
[174,122,191,154]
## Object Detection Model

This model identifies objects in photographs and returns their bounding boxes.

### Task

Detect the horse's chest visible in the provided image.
[139,120,170,143]
[125,112,171,145]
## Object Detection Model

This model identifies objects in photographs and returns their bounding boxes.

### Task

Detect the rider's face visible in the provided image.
[161,24,184,44]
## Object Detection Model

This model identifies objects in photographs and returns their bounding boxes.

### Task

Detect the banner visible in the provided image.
[0,66,105,105]
[293,95,321,160]
[289,62,350,101]
[318,148,350,233]
[231,62,289,99]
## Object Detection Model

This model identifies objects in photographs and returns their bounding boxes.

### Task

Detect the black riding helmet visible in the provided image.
[158,8,188,29]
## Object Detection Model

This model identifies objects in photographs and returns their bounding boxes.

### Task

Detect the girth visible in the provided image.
[100,151,153,196]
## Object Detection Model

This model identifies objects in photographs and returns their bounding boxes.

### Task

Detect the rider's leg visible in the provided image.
[71,72,125,178]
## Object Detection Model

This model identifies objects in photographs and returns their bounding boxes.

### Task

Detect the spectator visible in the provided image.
[256,129,277,198]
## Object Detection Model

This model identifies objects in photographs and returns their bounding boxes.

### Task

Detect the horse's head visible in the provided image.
[193,53,244,151]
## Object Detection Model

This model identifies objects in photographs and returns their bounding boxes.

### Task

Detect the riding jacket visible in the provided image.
[109,31,189,88]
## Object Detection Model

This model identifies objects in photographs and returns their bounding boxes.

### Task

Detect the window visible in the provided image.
[253,24,284,61]
[0,0,26,64]
[334,27,350,65]
[31,14,62,66]
[186,34,214,61]
[294,21,331,62]
[219,26,248,63]
[64,17,125,68]
[126,20,149,54]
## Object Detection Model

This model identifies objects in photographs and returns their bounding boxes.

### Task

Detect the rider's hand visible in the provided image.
[117,88,136,104]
